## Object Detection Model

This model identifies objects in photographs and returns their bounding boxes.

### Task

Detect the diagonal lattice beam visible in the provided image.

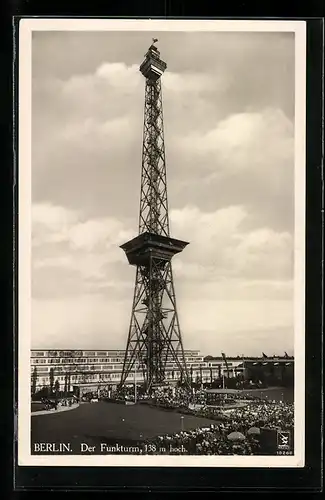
[119,44,189,392]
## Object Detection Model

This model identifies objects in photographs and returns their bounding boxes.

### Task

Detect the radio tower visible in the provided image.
[119,40,190,392]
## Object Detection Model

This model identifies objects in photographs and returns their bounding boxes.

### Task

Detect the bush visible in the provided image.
[32,386,49,401]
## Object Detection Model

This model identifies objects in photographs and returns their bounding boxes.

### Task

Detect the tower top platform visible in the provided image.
[120,231,189,267]
[140,41,167,81]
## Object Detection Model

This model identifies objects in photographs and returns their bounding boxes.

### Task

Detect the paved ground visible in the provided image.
[31,402,216,455]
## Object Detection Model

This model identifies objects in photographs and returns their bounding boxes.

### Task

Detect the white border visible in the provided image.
[18,19,306,467]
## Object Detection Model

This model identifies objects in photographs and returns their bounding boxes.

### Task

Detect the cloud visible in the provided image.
[30,31,296,353]
[163,71,227,94]
[32,202,79,246]
[32,202,78,228]
[167,107,294,232]
[32,202,135,249]
[180,299,293,344]
[68,218,133,252]
[32,60,294,232]
[32,202,292,292]
[170,204,293,281]
[31,199,293,354]
[59,116,133,150]
[31,295,293,357]
[31,295,131,349]
[32,203,136,292]
[179,108,293,163]
[95,62,140,86]
[32,31,295,117]
[174,108,294,191]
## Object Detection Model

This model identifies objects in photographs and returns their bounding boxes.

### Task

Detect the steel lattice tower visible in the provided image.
[119,41,190,392]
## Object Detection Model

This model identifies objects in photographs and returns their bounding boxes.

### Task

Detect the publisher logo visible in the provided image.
[277,430,291,451]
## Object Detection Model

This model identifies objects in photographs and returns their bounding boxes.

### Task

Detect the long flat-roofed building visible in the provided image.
[30,349,293,393]
[31,349,207,392]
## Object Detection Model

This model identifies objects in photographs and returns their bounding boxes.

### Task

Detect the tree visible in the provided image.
[54,379,60,398]
[36,386,49,399]
[49,367,54,394]
[64,373,68,396]
[31,366,37,396]
[67,370,71,393]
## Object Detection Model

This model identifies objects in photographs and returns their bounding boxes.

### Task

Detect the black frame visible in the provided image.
[5,8,323,494]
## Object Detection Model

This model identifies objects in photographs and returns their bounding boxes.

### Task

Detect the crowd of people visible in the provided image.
[39,396,77,411]
[99,385,293,455]
[140,392,294,455]
[221,400,294,432]
[150,386,203,408]
[143,425,262,455]
[57,397,77,408]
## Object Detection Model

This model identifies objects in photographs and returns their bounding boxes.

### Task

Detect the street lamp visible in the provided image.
[180,415,184,432]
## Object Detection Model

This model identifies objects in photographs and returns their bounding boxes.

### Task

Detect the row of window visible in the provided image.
[31,356,205,366]
[32,368,243,382]
[35,373,123,384]
[31,350,201,359]
[35,369,245,387]
[31,357,204,364]
[31,351,126,357]
[31,361,239,372]
[31,358,125,365]
[31,365,125,373]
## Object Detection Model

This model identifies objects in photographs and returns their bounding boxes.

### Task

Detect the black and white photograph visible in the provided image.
[18,19,306,467]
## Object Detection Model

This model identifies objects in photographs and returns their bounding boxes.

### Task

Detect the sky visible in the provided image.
[31,29,296,356]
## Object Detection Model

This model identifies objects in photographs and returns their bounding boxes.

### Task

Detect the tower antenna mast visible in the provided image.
[119,41,190,393]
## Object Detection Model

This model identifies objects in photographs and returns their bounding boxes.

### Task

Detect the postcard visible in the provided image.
[17,18,306,467]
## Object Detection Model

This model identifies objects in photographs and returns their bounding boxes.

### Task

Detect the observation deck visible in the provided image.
[120,232,189,267]
[140,43,167,81]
